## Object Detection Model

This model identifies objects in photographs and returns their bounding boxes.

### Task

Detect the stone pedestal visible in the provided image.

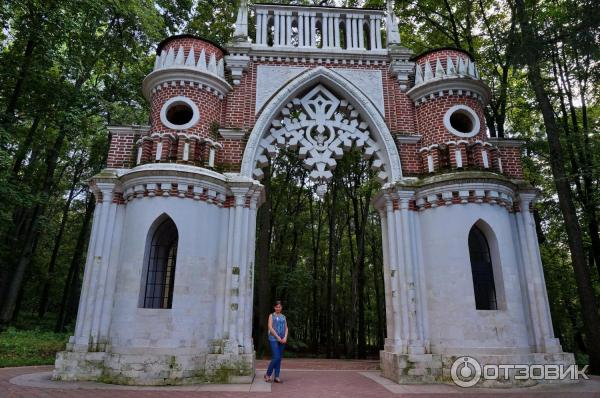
[380,350,577,387]
[53,348,255,385]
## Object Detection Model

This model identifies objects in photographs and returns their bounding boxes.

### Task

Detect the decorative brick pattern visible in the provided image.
[106,41,525,182]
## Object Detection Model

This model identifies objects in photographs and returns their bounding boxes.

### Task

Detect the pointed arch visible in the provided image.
[241,66,402,183]
[139,213,179,309]
[468,219,505,310]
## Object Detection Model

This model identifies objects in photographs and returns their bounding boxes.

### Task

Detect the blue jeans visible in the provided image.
[266,339,285,377]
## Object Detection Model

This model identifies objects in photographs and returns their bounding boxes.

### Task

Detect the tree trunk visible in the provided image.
[515,0,600,373]
[255,166,272,356]
[38,162,82,318]
[55,193,95,332]
[0,127,66,328]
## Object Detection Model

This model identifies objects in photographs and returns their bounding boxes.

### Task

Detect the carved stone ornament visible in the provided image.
[252,84,387,196]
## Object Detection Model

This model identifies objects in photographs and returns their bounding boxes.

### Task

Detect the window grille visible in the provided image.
[142,217,178,309]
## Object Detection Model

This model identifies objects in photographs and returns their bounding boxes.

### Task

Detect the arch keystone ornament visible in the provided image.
[54,2,575,389]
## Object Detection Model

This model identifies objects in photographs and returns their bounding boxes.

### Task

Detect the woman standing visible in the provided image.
[264,300,288,383]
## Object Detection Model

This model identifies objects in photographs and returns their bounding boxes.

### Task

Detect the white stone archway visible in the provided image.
[240,66,403,188]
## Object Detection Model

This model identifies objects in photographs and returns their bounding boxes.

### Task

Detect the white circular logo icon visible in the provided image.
[450,356,482,387]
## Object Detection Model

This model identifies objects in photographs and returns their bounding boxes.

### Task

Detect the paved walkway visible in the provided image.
[2,360,600,398]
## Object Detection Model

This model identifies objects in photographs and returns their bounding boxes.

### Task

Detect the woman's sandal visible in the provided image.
[274,377,282,383]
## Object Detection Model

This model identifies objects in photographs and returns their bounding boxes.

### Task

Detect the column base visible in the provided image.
[380,350,577,387]
[52,347,255,385]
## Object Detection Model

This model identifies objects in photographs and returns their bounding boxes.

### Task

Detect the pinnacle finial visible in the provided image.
[387,0,401,45]
[234,0,249,39]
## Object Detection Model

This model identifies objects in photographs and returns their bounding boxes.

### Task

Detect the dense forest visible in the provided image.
[0,0,598,373]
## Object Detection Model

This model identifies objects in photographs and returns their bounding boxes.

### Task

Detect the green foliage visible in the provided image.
[0,328,69,367]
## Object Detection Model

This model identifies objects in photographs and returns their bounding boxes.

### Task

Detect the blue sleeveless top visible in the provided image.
[268,313,287,342]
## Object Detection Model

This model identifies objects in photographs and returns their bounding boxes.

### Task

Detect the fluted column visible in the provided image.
[369,17,376,50]
[352,16,359,48]
[73,182,121,351]
[515,193,563,353]
[383,194,404,352]
[310,12,317,46]
[345,16,352,49]
[298,12,304,46]
[322,13,329,47]
[262,13,268,45]
[273,11,280,46]
[358,17,365,49]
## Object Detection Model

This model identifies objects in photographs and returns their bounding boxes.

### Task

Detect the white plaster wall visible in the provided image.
[418,203,532,355]
[108,197,227,354]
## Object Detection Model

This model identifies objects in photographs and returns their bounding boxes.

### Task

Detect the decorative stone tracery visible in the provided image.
[252,84,388,196]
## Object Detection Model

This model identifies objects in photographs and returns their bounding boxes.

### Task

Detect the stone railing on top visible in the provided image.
[253,4,386,52]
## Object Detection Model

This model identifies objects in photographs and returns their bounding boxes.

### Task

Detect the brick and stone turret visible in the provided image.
[136,35,230,168]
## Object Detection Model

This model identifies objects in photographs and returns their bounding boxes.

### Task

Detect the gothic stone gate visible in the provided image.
[53,2,573,387]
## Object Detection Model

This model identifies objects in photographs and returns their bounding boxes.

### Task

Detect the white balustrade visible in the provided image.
[253,4,385,52]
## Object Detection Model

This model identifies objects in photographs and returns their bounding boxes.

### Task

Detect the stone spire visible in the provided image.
[233,0,249,39]
[386,0,401,45]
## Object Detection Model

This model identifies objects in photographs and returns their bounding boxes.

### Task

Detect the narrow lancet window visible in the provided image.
[468,226,497,310]
[142,217,178,309]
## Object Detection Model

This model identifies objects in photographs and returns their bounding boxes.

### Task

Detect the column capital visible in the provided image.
[518,190,538,211]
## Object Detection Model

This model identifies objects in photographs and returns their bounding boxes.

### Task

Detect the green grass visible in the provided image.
[0,328,69,367]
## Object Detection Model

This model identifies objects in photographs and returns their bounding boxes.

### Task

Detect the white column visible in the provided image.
[237,202,250,348]
[375,16,382,49]
[358,17,365,49]
[384,195,403,352]
[298,12,304,46]
[279,14,286,45]
[516,193,562,353]
[378,208,394,345]
[256,12,262,44]
[75,183,118,350]
[352,17,359,49]
[322,13,329,47]
[214,206,231,339]
[410,206,430,350]
[310,13,317,47]
[244,192,260,350]
[97,202,125,346]
[369,18,376,50]
[345,16,352,49]
[392,199,409,346]
[328,13,334,48]
[229,190,247,347]
[397,191,426,354]
[262,13,268,45]
[273,11,280,46]
[222,204,236,341]
[304,13,311,46]
[73,187,105,348]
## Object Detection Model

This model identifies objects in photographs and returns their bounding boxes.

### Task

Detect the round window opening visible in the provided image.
[450,111,473,134]
[166,103,194,126]
[160,96,200,130]
[444,105,480,138]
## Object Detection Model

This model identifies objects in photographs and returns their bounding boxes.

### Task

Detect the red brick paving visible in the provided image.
[2,362,600,398]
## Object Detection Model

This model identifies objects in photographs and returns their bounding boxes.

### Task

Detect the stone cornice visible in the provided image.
[406,76,491,106]
[142,67,232,100]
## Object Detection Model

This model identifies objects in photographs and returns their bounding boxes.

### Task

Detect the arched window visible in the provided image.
[141,216,178,309]
[468,226,497,310]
